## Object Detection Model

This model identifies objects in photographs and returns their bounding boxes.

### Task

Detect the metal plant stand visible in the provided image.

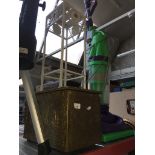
[39,1,87,91]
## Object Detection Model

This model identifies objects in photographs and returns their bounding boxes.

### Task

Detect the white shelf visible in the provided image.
[97,9,135,31]
[110,67,135,81]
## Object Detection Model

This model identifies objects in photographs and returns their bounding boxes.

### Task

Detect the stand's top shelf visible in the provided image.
[46,2,85,29]
[45,2,85,39]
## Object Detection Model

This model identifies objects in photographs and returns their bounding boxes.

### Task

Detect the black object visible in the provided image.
[89,55,109,62]
[84,0,97,29]
[100,105,132,133]
[128,150,135,155]
[19,0,40,70]
[24,87,101,152]
[38,140,51,155]
[39,1,46,11]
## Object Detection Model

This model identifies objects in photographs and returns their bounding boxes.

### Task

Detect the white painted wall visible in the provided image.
[109,88,135,124]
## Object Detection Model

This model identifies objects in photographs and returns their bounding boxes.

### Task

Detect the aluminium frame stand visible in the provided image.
[39,1,87,91]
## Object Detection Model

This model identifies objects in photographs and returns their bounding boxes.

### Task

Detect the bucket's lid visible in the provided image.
[36,87,100,95]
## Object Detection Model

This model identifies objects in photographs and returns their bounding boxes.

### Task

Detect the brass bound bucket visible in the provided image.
[24,87,101,152]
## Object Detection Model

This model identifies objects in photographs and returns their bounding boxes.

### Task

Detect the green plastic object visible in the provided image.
[101,130,135,143]
[88,29,109,105]
[88,63,108,104]
[90,30,109,58]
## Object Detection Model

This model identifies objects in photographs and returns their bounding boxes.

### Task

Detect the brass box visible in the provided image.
[24,87,101,152]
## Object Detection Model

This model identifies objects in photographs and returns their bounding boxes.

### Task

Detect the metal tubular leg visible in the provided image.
[40,18,48,91]
[64,29,68,87]
[59,3,66,87]
[21,71,45,144]
[83,19,87,89]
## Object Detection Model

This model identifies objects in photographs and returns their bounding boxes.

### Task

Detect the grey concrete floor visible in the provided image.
[19,125,37,155]
[19,137,37,155]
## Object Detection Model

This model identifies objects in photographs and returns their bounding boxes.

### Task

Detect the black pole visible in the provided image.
[84,0,97,30]
[19,0,51,154]
[19,0,39,70]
